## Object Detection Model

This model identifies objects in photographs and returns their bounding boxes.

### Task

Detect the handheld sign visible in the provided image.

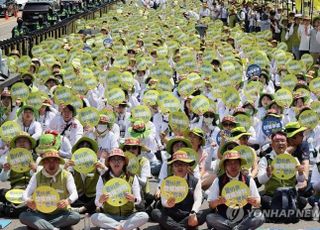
[125,151,140,175]
[298,109,319,129]
[131,105,152,122]
[103,178,131,207]
[262,116,282,137]
[10,82,29,102]
[221,180,250,209]
[105,88,125,107]
[33,186,60,213]
[78,107,100,127]
[7,148,33,173]
[5,189,24,204]
[0,121,22,143]
[71,148,97,174]
[271,154,298,180]
[233,145,256,170]
[169,111,189,134]
[246,64,261,79]
[216,130,231,146]
[180,147,198,170]
[143,90,159,106]
[274,88,293,108]
[160,176,189,204]
[190,95,210,115]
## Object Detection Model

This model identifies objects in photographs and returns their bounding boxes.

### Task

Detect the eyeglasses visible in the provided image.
[204,113,215,118]
[126,145,139,150]
[110,156,125,162]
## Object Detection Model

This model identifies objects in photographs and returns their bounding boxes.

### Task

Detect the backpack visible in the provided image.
[269,187,299,223]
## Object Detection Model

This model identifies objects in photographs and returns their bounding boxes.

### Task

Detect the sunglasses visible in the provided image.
[126,145,139,150]
[222,122,236,127]
[204,113,215,118]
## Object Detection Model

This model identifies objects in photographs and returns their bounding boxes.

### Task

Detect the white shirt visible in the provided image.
[18,119,43,141]
[23,168,78,203]
[94,173,141,207]
[86,130,118,153]
[208,173,260,202]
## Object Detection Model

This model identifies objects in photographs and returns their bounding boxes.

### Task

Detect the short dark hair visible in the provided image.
[271,131,287,140]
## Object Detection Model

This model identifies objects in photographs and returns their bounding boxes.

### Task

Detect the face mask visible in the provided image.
[97,124,108,133]
[23,79,33,86]
[163,114,169,121]
[203,117,214,125]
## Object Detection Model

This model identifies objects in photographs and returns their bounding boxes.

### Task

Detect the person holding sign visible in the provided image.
[19,149,80,229]
[17,105,42,141]
[65,137,106,214]
[85,114,119,158]
[0,88,17,124]
[0,132,36,217]
[91,148,149,230]
[49,104,83,146]
[121,137,152,211]
[206,150,264,230]
[257,131,307,212]
[151,150,209,230]
[285,122,310,191]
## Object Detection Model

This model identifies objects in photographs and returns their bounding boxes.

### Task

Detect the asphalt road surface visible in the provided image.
[0,12,21,41]
[1,180,320,230]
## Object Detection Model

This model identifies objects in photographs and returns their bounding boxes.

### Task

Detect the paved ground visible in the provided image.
[1,180,320,230]
[0,12,21,41]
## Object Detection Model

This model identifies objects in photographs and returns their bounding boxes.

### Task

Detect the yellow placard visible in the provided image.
[33,186,60,214]
[160,176,188,204]
[180,147,198,170]
[311,101,320,116]
[158,95,181,114]
[143,90,159,106]
[300,53,313,70]
[7,148,33,173]
[280,74,297,91]
[71,148,97,174]
[274,88,293,108]
[286,60,305,75]
[169,111,189,134]
[309,78,320,94]
[103,178,132,207]
[222,87,240,109]
[5,189,25,204]
[235,114,251,131]
[27,92,47,110]
[190,95,210,115]
[131,105,152,122]
[298,109,319,129]
[78,107,100,127]
[125,151,140,175]
[0,121,22,143]
[233,145,256,170]
[120,71,134,90]
[105,88,125,107]
[178,79,195,98]
[54,86,73,104]
[11,82,30,101]
[271,154,298,180]
[221,180,250,209]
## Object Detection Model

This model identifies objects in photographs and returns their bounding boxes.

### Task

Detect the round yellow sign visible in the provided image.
[105,87,125,107]
[131,105,152,122]
[271,154,298,180]
[169,111,189,134]
[143,90,159,106]
[33,186,60,213]
[222,180,250,209]
[190,95,210,115]
[5,189,25,204]
[78,107,100,127]
[274,88,293,108]
[71,148,97,174]
[233,145,256,170]
[103,178,132,207]
[0,121,22,143]
[7,148,33,173]
[298,109,319,129]
[11,82,30,101]
[160,176,188,204]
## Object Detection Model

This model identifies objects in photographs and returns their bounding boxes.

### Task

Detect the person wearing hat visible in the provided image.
[0,88,17,124]
[257,131,307,212]
[91,148,149,230]
[0,132,37,216]
[285,122,310,191]
[206,150,264,230]
[65,137,105,214]
[19,149,81,229]
[37,99,57,131]
[49,104,83,146]
[298,16,312,58]
[85,114,118,158]
[21,73,38,92]
[121,137,152,211]
[151,150,209,229]
[44,76,60,91]
[35,130,72,159]
[17,105,42,141]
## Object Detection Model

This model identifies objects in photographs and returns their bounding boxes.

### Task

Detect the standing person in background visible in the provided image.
[309,17,320,63]
[298,16,312,58]
[286,14,302,59]
[12,18,29,38]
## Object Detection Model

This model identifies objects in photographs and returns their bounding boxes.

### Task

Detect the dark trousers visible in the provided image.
[206,211,265,230]
[261,194,307,210]
[151,208,210,230]
[71,194,96,214]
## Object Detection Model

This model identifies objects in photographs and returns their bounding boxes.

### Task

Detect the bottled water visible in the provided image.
[313,202,319,221]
